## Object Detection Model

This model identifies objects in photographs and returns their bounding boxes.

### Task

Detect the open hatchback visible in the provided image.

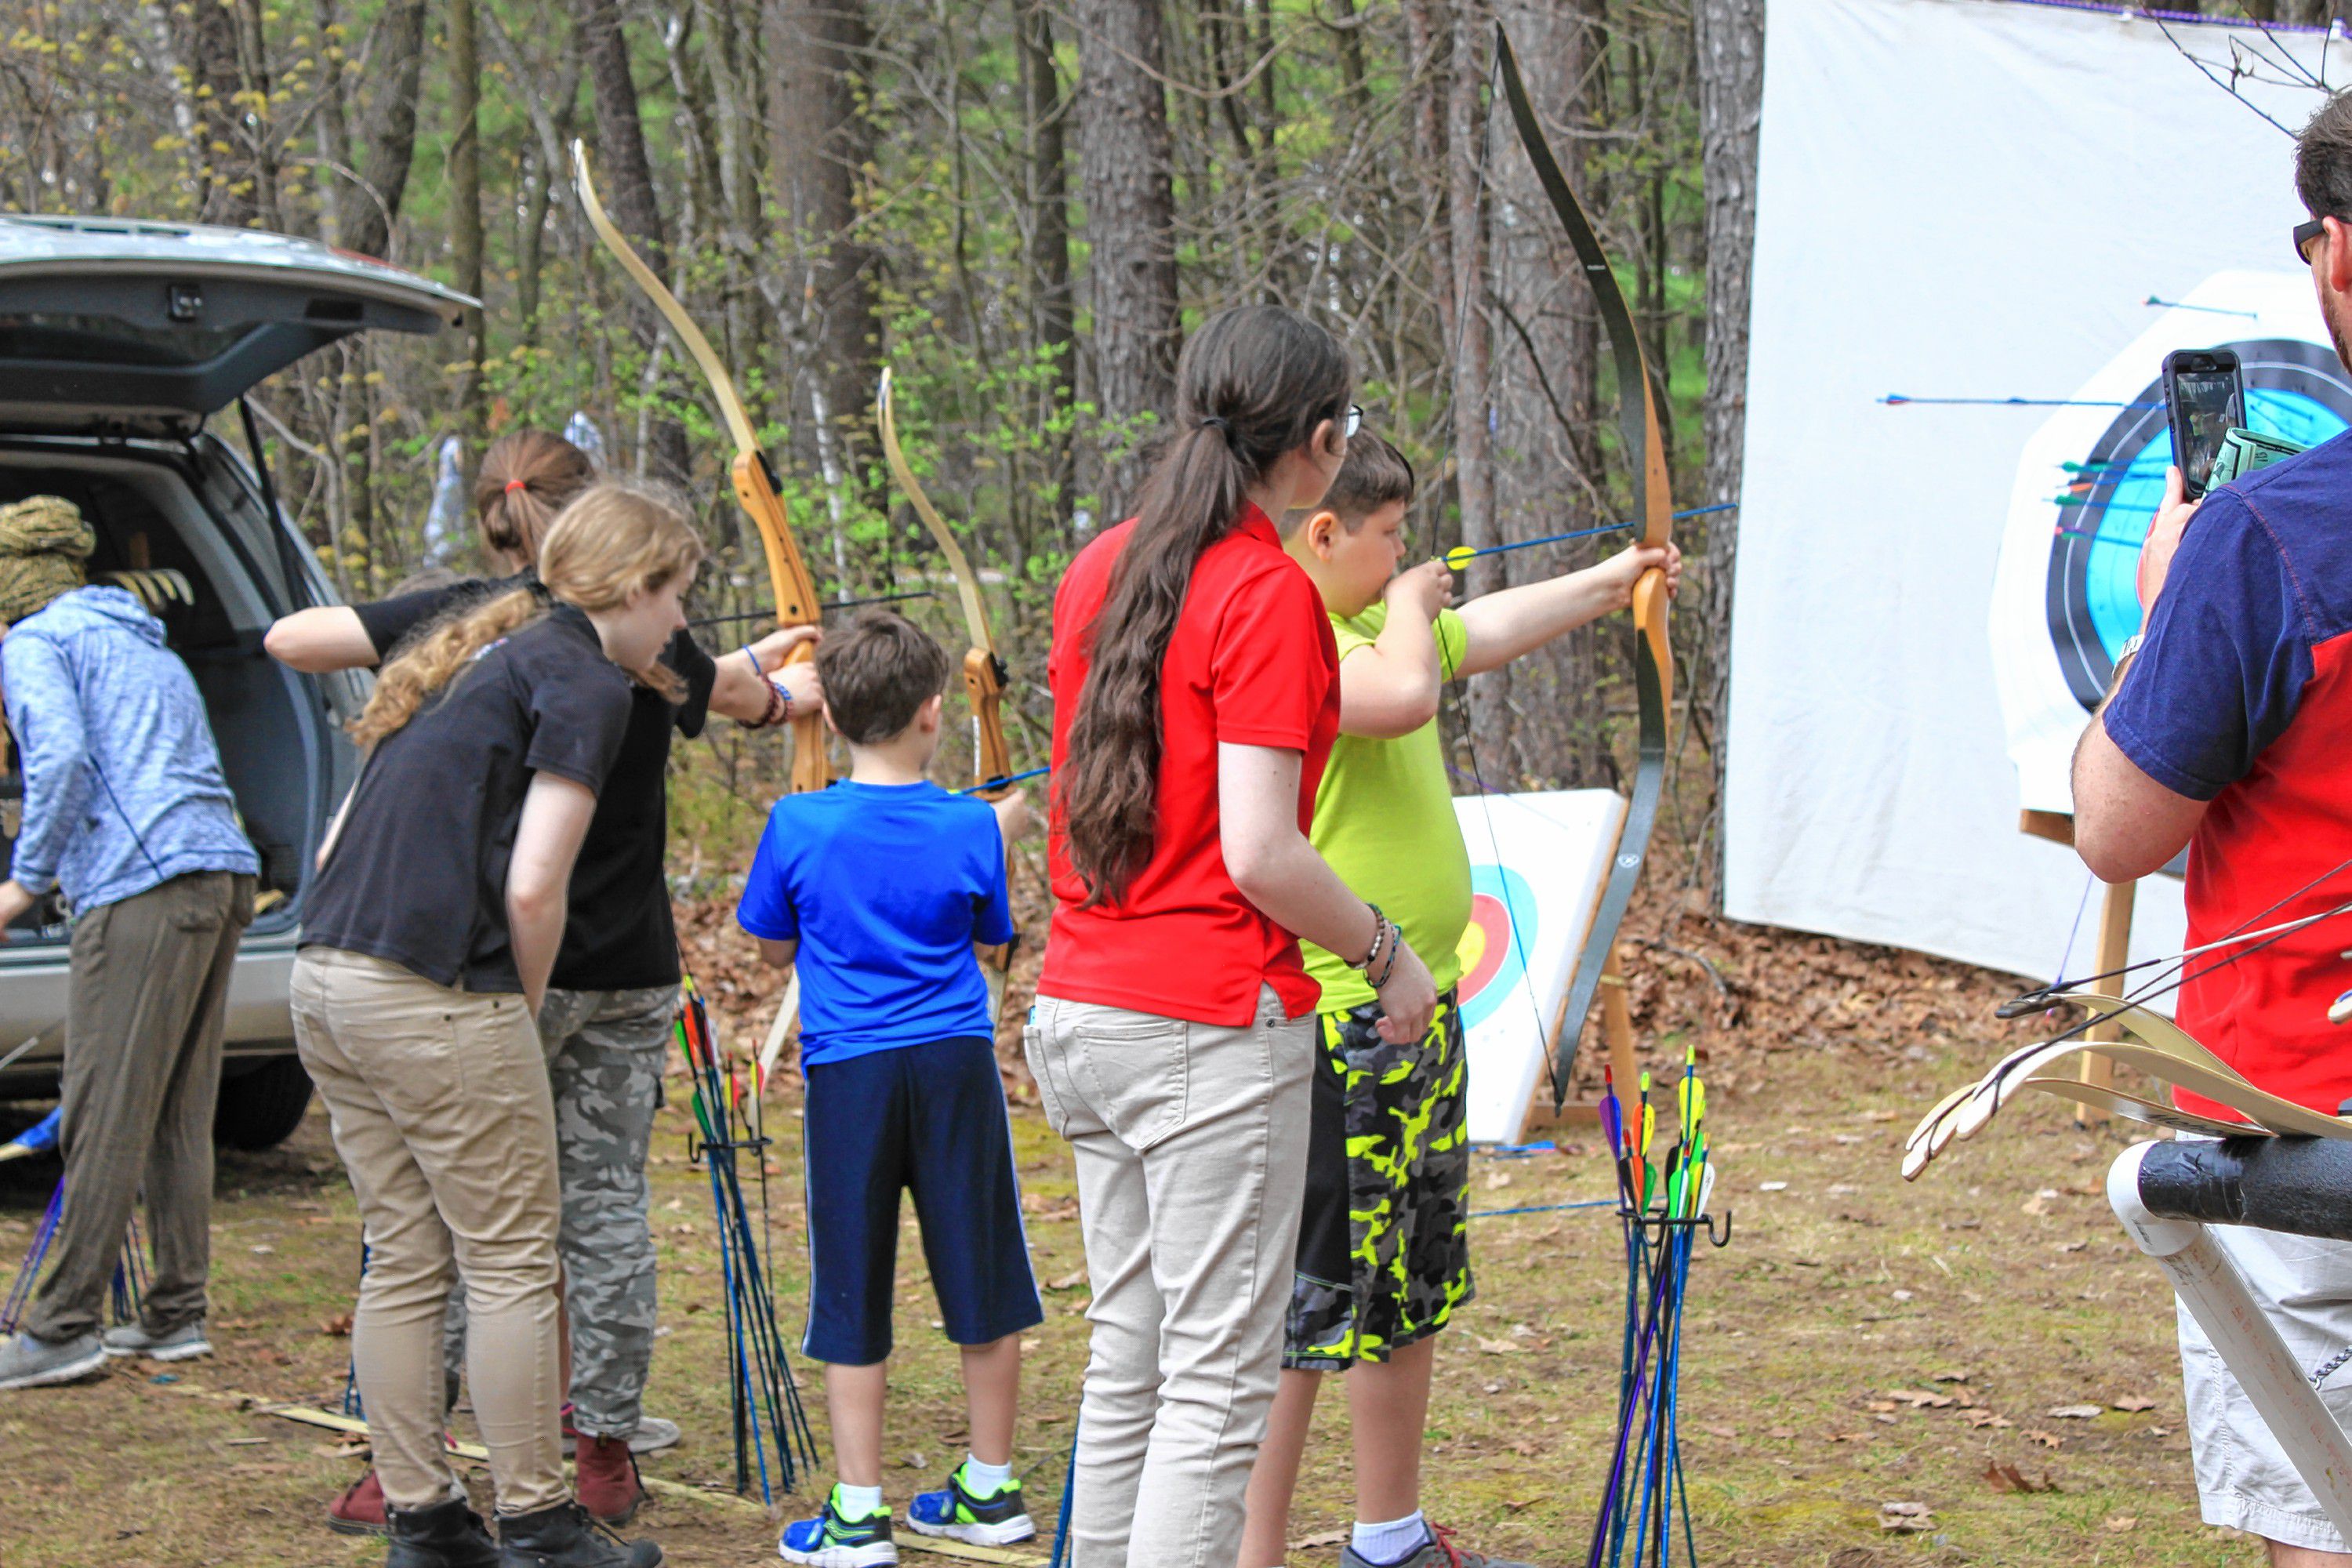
[0,216,474,1150]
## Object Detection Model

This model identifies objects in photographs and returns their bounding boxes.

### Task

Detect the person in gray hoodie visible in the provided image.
[0,495,258,1392]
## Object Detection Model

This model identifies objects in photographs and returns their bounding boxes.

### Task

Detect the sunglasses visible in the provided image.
[1344,405,1363,438]
[2296,216,2330,264]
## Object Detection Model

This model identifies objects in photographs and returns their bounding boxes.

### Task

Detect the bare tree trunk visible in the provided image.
[338,0,427,263]
[312,0,353,245]
[449,0,488,450]
[579,0,691,484]
[1693,0,1764,903]
[176,0,258,226]
[1491,0,1610,789]
[773,0,881,507]
[1422,3,1510,776]
[1022,0,1077,545]
[1074,0,1180,515]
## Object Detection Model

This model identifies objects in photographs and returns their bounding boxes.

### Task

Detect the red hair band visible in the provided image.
[504,479,528,495]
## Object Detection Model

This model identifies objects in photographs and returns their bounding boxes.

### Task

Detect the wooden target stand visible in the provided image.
[2021,810,2139,1127]
[1515,953,1652,1142]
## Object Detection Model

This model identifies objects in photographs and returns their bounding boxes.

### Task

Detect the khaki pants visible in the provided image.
[26,870,252,1342]
[1024,987,1312,1568]
[291,947,565,1515]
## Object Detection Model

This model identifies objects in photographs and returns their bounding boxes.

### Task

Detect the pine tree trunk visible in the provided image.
[1074,0,1180,517]
[1022,0,1077,546]
[773,0,881,509]
[579,0,691,485]
[449,0,488,449]
[1693,0,1764,902]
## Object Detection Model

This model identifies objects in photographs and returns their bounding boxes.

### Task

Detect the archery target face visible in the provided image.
[1991,273,2352,814]
[1449,789,1625,1143]
[1456,867,1535,1033]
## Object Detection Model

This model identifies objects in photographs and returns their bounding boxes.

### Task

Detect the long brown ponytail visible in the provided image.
[1060,304,1352,907]
[475,430,596,565]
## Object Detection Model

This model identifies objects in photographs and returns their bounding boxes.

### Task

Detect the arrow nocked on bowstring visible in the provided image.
[688,588,938,629]
[1441,501,1735,572]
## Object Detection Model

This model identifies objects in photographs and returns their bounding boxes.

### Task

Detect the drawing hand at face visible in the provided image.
[1384,559,1454,624]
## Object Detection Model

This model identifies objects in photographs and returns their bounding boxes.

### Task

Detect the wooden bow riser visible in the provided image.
[727,451,829,797]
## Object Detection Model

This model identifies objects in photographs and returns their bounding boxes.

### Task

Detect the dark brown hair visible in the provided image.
[815,609,953,746]
[475,430,597,564]
[1316,430,1416,528]
[1059,303,1352,906]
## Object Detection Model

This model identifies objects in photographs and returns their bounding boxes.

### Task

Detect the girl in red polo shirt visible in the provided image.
[1028,303,1437,1568]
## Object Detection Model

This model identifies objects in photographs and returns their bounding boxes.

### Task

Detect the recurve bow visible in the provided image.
[1493,27,1675,1116]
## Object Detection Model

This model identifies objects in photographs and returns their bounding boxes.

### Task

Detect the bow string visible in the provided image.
[1494,24,1676,1113]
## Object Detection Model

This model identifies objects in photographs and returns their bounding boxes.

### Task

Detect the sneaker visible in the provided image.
[100,1318,212,1362]
[907,1463,1035,1546]
[0,1330,106,1390]
[562,1405,681,1455]
[1339,1523,1541,1568]
[495,1499,661,1567]
[386,1494,501,1568]
[328,1470,390,1537]
[575,1434,647,1526]
[779,1489,897,1566]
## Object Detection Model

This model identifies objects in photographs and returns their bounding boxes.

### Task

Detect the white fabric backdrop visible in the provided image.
[1724,0,2349,982]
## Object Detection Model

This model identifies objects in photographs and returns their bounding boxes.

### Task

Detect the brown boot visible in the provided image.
[575,1433,647,1526]
[327,1469,389,1537]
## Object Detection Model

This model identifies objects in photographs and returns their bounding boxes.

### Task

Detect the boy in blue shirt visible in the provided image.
[739,610,1041,1567]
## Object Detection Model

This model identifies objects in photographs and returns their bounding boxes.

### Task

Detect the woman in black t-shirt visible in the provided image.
[290,484,696,1567]
[268,431,821,1530]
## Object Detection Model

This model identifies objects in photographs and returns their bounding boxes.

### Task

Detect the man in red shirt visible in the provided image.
[2074,94,2352,1566]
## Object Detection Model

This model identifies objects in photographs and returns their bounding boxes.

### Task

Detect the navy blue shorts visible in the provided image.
[800,1036,1044,1365]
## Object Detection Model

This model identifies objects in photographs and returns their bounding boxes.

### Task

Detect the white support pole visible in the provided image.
[2110,1142,2352,1542]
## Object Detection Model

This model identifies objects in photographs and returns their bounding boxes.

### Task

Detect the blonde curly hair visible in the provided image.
[352,482,704,746]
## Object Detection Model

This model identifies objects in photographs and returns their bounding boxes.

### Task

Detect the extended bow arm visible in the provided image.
[1493,27,1676,1112]
[572,142,830,796]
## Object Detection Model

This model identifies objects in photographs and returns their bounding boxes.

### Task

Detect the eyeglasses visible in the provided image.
[1344,405,1363,438]
[2296,216,2330,264]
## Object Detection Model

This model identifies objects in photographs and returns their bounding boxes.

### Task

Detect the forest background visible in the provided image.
[0,0,1798,887]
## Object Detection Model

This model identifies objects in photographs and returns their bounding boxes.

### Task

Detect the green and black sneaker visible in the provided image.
[778,1487,896,1566]
[906,1461,1036,1547]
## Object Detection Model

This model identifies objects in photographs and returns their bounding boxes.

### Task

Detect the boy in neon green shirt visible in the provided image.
[1240,434,1680,1568]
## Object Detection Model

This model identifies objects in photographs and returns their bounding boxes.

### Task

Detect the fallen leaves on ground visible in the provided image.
[1984,1462,2058,1494]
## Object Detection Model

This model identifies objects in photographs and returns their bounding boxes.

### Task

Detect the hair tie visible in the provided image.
[504,479,528,495]
[1198,415,1232,438]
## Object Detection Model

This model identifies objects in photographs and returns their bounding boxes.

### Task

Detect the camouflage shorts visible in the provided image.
[1283,989,1474,1370]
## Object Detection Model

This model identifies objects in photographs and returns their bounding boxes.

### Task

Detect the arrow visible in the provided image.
[1880,395,2161,409]
[2146,294,2260,320]
[1440,503,1734,573]
[688,588,938,630]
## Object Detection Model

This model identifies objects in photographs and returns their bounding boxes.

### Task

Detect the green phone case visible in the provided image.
[2207,426,2305,490]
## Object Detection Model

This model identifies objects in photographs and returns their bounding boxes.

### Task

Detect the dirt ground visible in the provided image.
[0,897,2271,1567]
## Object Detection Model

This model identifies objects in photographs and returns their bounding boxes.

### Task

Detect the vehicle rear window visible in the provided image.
[0,314,250,367]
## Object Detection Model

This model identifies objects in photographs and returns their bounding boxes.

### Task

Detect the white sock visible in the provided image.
[963,1453,1014,1494]
[833,1482,885,1519]
[1353,1511,1430,1564]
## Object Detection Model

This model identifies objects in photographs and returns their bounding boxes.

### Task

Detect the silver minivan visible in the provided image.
[0,216,470,1149]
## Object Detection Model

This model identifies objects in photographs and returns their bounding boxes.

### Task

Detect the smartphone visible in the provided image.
[2163,348,2245,499]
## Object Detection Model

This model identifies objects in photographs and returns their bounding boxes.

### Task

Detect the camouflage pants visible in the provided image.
[1283,990,1474,1370]
[439,985,676,1438]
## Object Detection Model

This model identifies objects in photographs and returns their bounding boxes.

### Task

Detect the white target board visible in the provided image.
[1450,789,1627,1144]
